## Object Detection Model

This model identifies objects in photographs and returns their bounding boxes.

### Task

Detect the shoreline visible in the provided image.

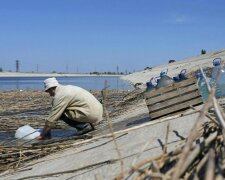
[0,72,123,78]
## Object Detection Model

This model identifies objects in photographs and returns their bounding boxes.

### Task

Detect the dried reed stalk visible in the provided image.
[101,80,124,177]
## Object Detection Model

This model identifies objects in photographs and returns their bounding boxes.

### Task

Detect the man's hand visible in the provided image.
[36,125,51,140]
[36,135,44,140]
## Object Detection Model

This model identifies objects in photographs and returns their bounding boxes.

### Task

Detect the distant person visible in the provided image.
[37,77,103,140]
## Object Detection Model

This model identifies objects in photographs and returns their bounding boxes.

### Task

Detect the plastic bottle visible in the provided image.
[217,68,225,97]
[211,58,225,98]
[196,73,213,102]
[211,58,221,79]
[156,69,174,88]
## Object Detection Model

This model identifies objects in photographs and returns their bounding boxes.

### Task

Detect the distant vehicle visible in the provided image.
[168,60,176,63]
[144,67,152,70]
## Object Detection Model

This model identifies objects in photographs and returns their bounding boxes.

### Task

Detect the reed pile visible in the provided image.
[0,90,128,131]
[115,93,225,179]
[0,90,129,173]
[0,91,52,131]
[0,134,92,173]
[115,122,223,179]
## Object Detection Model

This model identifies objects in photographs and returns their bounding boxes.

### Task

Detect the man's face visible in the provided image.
[46,87,56,97]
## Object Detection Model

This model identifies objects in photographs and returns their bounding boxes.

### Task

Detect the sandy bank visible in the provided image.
[122,49,225,87]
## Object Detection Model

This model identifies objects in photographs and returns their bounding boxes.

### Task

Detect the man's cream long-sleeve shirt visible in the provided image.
[46,85,103,127]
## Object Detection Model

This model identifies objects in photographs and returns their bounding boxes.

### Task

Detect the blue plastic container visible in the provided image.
[173,69,188,82]
[146,77,156,92]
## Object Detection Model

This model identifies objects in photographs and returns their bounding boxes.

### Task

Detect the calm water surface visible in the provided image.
[0,76,134,91]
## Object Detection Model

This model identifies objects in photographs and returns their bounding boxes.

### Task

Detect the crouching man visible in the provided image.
[37,77,103,140]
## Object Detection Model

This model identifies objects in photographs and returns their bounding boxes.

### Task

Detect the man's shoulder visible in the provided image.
[62,85,83,91]
[57,85,84,93]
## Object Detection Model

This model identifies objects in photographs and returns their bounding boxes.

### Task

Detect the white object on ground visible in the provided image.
[15,125,40,140]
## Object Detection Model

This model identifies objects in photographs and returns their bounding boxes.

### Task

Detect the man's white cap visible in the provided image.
[44,77,59,91]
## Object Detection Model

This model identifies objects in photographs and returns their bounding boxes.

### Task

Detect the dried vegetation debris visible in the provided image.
[0,134,92,173]
[0,90,131,131]
[109,89,145,117]
[0,91,51,131]
[114,95,225,180]
[0,91,50,114]
[2,88,225,179]
[116,121,223,180]
[0,89,138,173]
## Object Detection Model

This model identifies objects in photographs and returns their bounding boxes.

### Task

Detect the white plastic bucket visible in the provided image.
[15,125,40,140]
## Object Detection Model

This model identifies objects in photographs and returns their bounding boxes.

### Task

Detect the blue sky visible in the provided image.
[0,0,225,73]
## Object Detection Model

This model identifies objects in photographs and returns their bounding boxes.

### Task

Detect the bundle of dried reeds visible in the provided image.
[0,134,92,173]
[115,90,225,180]
[116,121,223,179]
